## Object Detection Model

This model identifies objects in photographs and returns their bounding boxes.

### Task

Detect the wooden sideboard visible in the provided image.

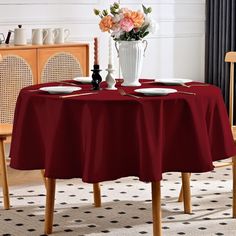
[0,43,89,124]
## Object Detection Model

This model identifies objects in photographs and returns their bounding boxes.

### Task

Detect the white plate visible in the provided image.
[39,86,81,94]
[134,88,177,96]
[155,78,192,85]
[73,76,92,84]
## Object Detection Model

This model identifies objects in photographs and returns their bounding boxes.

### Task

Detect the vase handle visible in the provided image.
[115,41,119,57]
[142,40,148,57]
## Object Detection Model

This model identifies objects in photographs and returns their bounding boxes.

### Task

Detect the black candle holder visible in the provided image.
[91,64,102,90]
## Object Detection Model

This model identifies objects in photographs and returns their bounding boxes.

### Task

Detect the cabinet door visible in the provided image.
[38,45,89,83]
[0,49,36,124]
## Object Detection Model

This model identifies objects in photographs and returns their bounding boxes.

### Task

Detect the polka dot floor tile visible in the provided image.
[0,161,236,235]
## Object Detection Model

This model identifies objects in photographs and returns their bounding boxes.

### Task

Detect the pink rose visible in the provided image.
[120,17,134,32]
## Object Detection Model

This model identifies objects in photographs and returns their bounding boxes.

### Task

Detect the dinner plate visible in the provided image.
[39,86,81,94]
[73,76,92,84]
[155,78,192,85]
[134,88,177,96]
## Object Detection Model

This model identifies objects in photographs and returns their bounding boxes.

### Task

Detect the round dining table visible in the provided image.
[9,79,236,236]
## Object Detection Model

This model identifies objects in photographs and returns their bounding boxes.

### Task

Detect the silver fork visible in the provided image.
[60,92,98,98]
[179,83,209,88]
[142,81,191,87]
[118,88,141,99]
[177,91,196,95]
[142,81,209,88]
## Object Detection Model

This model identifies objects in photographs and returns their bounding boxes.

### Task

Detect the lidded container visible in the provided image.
[14,25,27,46]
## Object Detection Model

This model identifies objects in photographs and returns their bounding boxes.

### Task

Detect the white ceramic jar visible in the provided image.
[115,40,147,86]
[54,28,70,44]
[43,28,57,45]
[32,28,46,45]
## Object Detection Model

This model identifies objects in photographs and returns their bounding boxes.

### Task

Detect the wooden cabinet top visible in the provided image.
[0,43,89,51]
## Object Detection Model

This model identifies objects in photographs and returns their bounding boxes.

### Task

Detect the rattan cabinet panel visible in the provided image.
[38,45,89,83]
[0,44,89,124]
[0,49,36,124]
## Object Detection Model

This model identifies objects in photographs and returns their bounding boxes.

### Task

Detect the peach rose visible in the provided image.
[124,11,144,28]
[99,15,114,32]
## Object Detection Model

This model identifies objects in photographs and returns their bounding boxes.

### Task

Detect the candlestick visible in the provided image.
[91,64,102,90]
[105,64,116,90]
[108,37,113,66]
[94,37,99,65]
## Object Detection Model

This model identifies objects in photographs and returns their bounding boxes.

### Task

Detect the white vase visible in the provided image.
[115,40,147,86]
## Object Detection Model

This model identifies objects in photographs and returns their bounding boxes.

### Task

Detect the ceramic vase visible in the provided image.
[115,40,147,86]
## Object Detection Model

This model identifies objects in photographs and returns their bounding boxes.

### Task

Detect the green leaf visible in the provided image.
[93,9,100,16]
[102,9,108,16]
[110,7,118,15]
[140,24,149,34]
[142,4,149,14]
[119,34,126,41]
[147,7,152,13]
[113,2,119,9]
[142,31,149,38]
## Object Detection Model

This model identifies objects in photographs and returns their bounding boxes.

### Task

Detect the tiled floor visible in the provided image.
[0,162,235,235]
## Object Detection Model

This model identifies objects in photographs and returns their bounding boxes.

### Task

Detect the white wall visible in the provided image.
[0,0,205,81]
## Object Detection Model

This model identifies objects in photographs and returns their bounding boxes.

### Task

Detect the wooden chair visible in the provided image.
[0,123,12,209]
[0,124,45,210]
[0,51,101,210]
[178,51,236,218]
[225,51,236,218]
[0,124,101,211]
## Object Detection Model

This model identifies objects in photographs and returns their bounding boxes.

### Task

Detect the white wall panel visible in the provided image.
[117,0,205,81]
[142,35,205,81]
[0,0,100,4]
[120,0,205,4]
[0,0,206,81]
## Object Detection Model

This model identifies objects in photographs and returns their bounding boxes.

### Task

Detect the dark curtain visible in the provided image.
[205,0,236,109]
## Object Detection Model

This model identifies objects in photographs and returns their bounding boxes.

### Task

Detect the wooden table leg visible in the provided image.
[0,138,10,210]
[152,181,162,236]
[44,178,56,235]
[181,172,191,214]
[40,169,47,188]
[178,173,192,203]
[178,186,183,202]
[93,183,101,207]
[232,156,236,218]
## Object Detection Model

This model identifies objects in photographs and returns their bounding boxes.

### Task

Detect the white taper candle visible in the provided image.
[108,37,113,66]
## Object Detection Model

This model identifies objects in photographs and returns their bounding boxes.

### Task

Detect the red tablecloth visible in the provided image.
[9,80,236,182]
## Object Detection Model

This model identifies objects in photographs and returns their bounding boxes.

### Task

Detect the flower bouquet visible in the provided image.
[94,2,158,41]
[94,2,158,86]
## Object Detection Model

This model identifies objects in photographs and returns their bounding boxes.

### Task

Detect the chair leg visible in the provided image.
[0,138,10,210]
[181,172,191,214]
[44,178,56,235]
[178,173,192,203]
[152,181,162,236]
[93,183,101,207]
[232,156,236,218]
